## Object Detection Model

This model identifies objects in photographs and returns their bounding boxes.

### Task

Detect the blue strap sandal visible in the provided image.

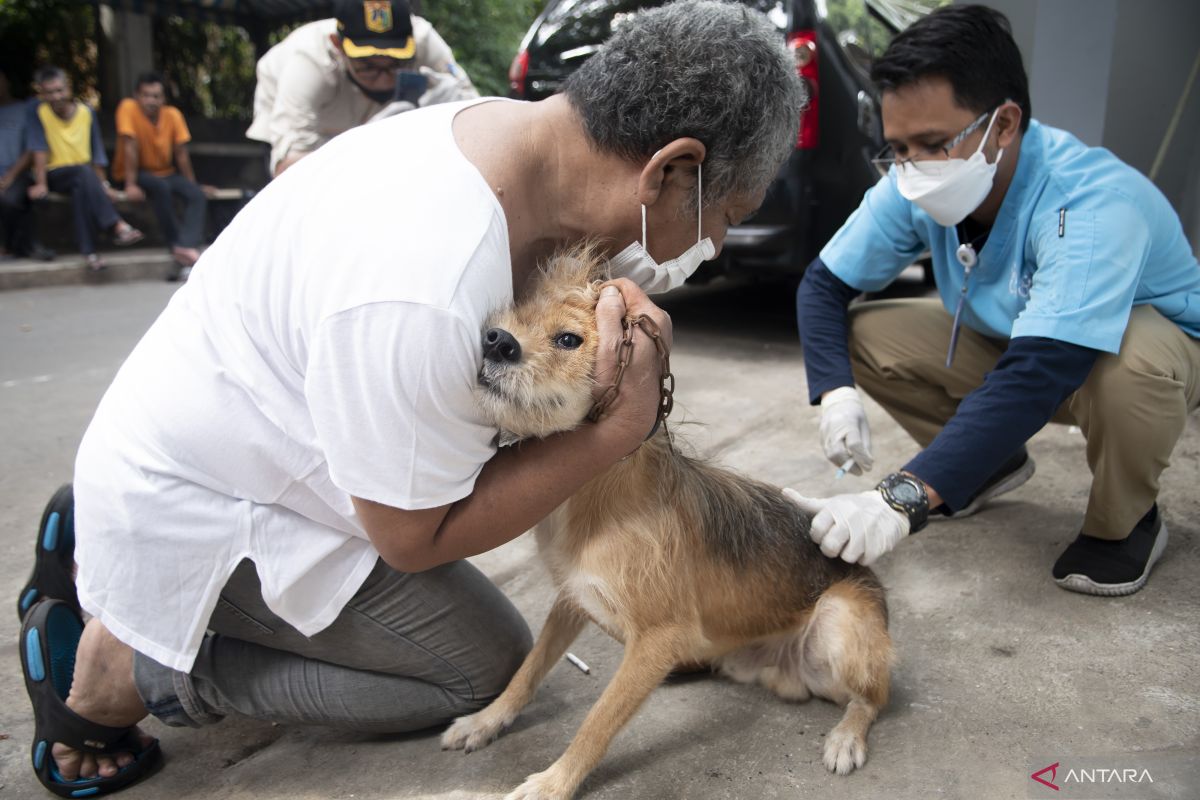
[20,599,162,798]
[18,484,81,622]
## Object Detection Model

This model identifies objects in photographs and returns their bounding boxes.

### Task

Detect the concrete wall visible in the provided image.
[969,0,1200,254]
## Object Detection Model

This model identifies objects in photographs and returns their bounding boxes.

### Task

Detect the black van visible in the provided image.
[507,0,938,279]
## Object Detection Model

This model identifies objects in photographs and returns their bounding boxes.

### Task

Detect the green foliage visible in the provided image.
[0,0,98,101]
[153,18,257,121]
[0,0,546,120]
[419,0,545,98]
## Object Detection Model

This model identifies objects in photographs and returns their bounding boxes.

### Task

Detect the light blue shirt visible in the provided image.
[820,120,1200,352]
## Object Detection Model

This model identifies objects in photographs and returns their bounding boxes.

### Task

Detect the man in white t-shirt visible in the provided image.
[246,0,478,176]
[17,2,806,795]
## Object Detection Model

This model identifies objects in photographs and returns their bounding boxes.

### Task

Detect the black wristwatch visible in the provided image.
[876,472,930,533]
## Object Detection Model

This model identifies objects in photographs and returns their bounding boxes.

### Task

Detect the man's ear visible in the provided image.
[994,101,1022,151]
[636,137,706,208]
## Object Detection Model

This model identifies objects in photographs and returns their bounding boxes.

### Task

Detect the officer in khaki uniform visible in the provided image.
[247,0,477,175]
[788,5,1200,596]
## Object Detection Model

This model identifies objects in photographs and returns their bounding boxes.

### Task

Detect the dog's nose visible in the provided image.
[482,328,522,363]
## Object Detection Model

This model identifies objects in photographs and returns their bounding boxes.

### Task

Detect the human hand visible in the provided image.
[201,184,219,198]
[369,100,416,123]
[592,278,673,452]
[783,488,909,565]
[28,182,48,200]
[417,66,466,107]
[124,184,146,203]
[819,386,873,475]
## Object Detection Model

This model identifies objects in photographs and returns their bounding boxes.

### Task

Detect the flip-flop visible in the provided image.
[18,484,81,622]
[111,226,144,247]
[21,599,162,798]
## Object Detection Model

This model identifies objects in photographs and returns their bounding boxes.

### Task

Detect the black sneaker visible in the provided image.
[1052,504,1168,596]
[934,447,1036,520]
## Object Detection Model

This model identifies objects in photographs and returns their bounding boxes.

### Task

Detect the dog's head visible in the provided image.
[476,243,609,439]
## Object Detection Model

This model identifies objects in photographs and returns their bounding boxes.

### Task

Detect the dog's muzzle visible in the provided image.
[483,328,521,364]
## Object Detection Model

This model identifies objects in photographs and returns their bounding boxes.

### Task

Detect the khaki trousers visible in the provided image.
[847,299,1200,539]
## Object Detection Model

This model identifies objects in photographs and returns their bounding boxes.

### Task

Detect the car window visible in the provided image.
[823,0,950,78]
[822,0,896,77]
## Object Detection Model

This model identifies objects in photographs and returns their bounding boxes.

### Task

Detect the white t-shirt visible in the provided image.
[245,18,478,172]
[75,100,512,672]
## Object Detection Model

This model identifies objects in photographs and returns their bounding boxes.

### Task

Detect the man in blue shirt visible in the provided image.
[788,5,1200,596]
[0,69,53,261]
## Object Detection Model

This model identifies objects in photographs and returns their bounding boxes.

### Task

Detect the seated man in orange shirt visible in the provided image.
[114,72,207,272]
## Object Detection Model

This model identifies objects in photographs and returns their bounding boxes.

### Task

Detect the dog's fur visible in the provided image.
[442,245,894,800]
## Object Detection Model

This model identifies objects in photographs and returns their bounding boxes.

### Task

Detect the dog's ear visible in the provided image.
[539,240,610,293]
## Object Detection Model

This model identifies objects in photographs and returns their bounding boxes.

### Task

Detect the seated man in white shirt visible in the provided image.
[246,0,478,176]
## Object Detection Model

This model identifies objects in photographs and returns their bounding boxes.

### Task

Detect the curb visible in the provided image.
[0,249,177,291]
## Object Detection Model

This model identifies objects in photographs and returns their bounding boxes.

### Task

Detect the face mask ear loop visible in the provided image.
[641,204,648,249]
[977,107,1002,160]
[696,163,703,243]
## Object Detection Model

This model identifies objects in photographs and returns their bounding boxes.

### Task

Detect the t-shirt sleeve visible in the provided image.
[115,99,137,138]
[26,104,47,152]
[1012,196,1151,352]
[304,301,498,510]
[169,107,191,146]
[818,171,927,292]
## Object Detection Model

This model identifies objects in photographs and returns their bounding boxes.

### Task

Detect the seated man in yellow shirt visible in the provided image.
[27,66,143,271]
[114,72,208,274]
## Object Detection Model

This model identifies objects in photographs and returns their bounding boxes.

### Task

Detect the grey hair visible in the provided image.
[563,0,806,208]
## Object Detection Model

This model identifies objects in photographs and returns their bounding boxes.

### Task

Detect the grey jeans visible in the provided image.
[132,558,532,733]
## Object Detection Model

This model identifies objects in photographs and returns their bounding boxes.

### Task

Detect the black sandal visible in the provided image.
[17,484,81,622]
[20,599,162,797]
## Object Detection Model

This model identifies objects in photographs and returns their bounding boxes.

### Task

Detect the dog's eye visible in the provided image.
[554,333,584,350]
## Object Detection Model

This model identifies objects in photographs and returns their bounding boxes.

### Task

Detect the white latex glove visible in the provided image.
[783,488,909,565]
[418,66,468,107]
[369,100,416,123]
[819,385,874,475]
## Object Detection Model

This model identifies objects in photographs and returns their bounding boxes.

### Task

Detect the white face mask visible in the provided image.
[895,109,1003,227]
[609,163,716,294]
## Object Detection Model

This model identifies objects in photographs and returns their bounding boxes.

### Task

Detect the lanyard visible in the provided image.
[947,224,985,368]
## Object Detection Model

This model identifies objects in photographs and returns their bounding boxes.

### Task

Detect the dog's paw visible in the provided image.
[440,707,517,753]
[503,769,574,800]
[822,727,867,775]
[504,767,578,800]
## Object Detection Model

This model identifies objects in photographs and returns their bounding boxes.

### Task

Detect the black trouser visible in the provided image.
[136,171,206,248]
[46,165,119,256]
[0,172,37,255]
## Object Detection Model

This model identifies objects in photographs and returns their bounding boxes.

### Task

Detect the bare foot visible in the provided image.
[52,619,151,780]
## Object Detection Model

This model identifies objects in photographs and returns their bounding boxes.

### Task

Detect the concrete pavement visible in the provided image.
[1,278,1197,799]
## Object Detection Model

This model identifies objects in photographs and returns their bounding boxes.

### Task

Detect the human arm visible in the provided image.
[119,135,144,201]
[266,51,331,175]
[174,143,197,183]
[788,335,1098,564]
[797,258,876,475]
[27,151,48,199]
[326,280,669,573]
[0,151,31,191]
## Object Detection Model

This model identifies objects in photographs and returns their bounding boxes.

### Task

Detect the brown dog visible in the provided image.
[442,245,894,800]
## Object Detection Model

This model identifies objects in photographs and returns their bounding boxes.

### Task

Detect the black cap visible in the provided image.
[334,0,415,59]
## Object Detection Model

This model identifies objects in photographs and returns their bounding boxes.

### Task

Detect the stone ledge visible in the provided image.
[0,248,177,291]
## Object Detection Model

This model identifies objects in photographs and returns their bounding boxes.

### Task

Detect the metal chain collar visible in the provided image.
[586,314,674,433]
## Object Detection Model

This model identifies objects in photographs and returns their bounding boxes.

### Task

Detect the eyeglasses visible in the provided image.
[871,108,993,176]
[347,58,405,79]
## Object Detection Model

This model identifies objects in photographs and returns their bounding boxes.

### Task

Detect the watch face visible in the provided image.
[892,481,921,504]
